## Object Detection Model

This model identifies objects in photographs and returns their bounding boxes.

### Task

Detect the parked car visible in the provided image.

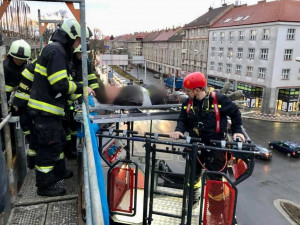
[268,141,300,157]
[254,145,272,160]
[154,74,160,79]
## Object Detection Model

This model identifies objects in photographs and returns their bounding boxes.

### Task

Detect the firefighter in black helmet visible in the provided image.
[169,72,245,219]
[28,18,95,197]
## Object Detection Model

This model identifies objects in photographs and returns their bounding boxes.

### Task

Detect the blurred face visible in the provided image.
[12,57,26,66]
[193,87,206,100]
[72,37,81,50]
[184,88,194,99]
[75,52,82,60]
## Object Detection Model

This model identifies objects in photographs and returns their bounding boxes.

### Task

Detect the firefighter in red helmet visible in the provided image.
[170,72,244,222]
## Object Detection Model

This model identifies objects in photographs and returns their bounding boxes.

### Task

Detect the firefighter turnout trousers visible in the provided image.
[33,116,66,188]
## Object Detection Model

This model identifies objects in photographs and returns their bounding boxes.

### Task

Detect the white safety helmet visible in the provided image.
[74,44,91,54]
[61,18,90,40]
[8,39,31,60]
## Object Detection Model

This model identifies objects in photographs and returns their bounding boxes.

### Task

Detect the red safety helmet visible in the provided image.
[183,72,206,90]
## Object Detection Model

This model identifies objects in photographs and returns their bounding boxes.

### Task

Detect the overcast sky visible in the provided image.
[27,0,264,37]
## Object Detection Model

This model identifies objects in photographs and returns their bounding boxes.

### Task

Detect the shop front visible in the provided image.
[237,82,263,108]
[277,88,300,112]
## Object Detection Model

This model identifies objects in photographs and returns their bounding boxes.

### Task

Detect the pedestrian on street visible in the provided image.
[169,72,245,217]
[27,18,95,197]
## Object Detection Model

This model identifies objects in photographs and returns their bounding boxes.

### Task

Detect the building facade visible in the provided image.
[208,0,300,113]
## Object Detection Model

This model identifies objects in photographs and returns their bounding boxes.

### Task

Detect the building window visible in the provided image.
[239,31,244,40]
[229,31,234,40]
[260,49,269,60]
[237,48,243,58]
[236,65,242,74]
[258,67,266,79]
[218,63,223,72]
[281,69,290,80]
[220,32,225,41]
[219,47,224,57]
[248,48,255,59]
[211,47,215,56]
[210,62,215,70]
[212,32,216,41]
[228,48,233,57]
[284,49,293,60]
[287,28,295,40]
[226,64,232,73]
[246,66,253,77]
[250,30,256,40]
[262,29,270,40]
[298,69,300,79]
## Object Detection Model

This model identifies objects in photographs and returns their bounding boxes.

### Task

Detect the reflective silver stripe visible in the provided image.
[5,85,14,92]
[88,74,97,80]
[68,81,77,94]
[22,68,34,81]
[35,63,47,76]
[59,152,64,160]
[89,83,99,89]
[35,165,54,173]
[27,149,36,156]
[48,70,68,85]
[15,91,29,100]
[28,98,65,116]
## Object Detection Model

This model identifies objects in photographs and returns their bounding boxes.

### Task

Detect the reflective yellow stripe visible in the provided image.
[48,70,68,85]
[68,81,77,94]
[23,130,30,135]
[79,81,83,84]
[5,85,14,92]
[35,63,47,76]
[19,83,29,90]
[66,134,71,141]
[35,165,54,173]
[59,152,64,160]
[22,68,34,81]
[15,91,29,100]
[28,98,65,116]
[69,94,81,101]
[88,74,97,80]
[89,83,99,90]
[71,130,77,135]
[27,148,36,156]
[194,179,201,189]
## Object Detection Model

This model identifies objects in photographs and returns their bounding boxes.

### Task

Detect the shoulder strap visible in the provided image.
[211,91,220,133]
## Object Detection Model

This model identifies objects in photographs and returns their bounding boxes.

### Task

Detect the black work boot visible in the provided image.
[37,182,66,197]
[27,155,35,169]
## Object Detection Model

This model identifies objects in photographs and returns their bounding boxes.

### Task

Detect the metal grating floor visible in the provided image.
[15,159,79,206]
[7,204,47,225]
[45,200,78,225]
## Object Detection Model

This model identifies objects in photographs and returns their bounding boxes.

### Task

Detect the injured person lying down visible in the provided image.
[94,79,243,107]
[97,81,184,106]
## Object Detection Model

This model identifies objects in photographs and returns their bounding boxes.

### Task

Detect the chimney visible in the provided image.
[258,0,266,4]
[209,6,213,11]
[222,3,227,6]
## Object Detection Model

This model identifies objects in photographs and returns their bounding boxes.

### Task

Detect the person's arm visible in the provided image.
[169,101,187,140]
[217,93,245,142]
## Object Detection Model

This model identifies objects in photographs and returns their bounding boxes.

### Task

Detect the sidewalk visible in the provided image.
[241,110,300,123]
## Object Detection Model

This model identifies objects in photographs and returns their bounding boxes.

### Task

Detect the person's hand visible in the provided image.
[233,133,245,143]
[169,131,184,140]
[88,87,95,96]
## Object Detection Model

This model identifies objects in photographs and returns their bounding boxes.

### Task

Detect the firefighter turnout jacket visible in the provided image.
[2,56,27,102]
[175,91,242,138]
[28,42,83,117]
